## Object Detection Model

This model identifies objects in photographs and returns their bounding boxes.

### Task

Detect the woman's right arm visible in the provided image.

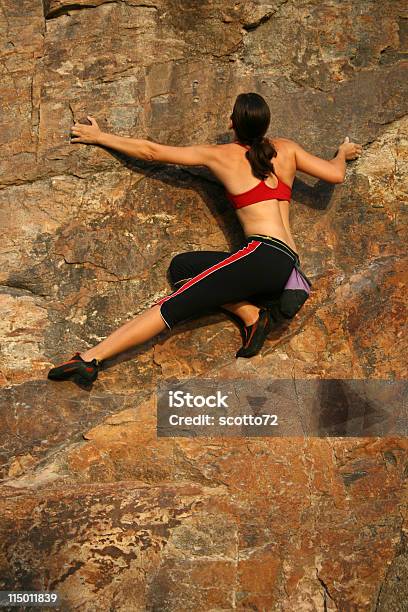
[290,137,362,183]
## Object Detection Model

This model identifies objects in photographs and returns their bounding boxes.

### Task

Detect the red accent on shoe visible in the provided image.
[85,366,95,372]
[243,317,259,348]
[61,353,83,365]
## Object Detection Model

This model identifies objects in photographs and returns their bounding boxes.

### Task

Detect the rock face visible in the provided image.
[0,1,407,610]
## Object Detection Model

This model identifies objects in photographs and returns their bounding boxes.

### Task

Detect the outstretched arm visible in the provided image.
[70,115,217,167]
[290,136,362,183]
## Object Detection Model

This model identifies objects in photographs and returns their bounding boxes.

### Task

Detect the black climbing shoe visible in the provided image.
[235,308,275,358]
[219,307,249,346]
[47,351,101,384]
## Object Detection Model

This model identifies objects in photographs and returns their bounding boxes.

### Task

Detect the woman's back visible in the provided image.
[209,135,355,255]
[219,138,296,194]
[210,137,299,254]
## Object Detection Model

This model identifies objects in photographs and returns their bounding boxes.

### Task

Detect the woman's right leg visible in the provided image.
[168,251,260,326]
[154,238,295,357]
[221,301,260,326]
[155,239,293,329]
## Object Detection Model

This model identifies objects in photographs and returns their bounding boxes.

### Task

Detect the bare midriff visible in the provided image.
[216,138,299,256]
[237,199,299,255]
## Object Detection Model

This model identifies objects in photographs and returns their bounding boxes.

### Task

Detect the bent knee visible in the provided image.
[168,252,192,284]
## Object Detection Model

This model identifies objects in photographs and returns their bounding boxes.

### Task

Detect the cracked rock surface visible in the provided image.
[0,0,407,609]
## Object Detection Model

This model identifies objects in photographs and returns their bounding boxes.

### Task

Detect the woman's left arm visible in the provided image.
[71,115,218,167]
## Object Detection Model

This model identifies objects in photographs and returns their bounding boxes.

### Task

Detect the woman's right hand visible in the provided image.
[338,136,363,160]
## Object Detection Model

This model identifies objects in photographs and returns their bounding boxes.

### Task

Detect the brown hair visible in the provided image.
[230,92,277,181]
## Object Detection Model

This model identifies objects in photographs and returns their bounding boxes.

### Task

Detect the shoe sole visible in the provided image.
[48,364,99,383]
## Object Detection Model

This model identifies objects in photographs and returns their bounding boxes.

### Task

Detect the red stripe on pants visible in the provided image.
[154,240,261,307]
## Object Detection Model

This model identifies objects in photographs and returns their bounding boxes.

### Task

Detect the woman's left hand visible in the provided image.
[70,115,102,144]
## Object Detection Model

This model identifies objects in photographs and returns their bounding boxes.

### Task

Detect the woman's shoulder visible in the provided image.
[213,137,292,147]
[212,137,295,159]
[268,137,297,164]
[267,136,294,150]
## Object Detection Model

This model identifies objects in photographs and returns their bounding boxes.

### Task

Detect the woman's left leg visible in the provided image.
[78,249,258,362]
[54,248,258,367]
[48,240,293,381]
[47,303,168,382]
[80,303,166,362]
[79,248,260,362]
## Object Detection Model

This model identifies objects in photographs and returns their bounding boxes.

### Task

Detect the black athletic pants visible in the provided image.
[153,234,299,329]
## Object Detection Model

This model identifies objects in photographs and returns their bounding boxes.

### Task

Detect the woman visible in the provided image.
[48,92,362,384]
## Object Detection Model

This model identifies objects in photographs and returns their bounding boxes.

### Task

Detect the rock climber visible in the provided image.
[47,92,362,384]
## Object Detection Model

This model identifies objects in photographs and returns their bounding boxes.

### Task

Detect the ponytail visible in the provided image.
[245,137,277,181]
[230,92,278,180]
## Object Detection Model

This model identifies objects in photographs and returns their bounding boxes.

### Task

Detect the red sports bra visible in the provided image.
[226,142,292,209]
